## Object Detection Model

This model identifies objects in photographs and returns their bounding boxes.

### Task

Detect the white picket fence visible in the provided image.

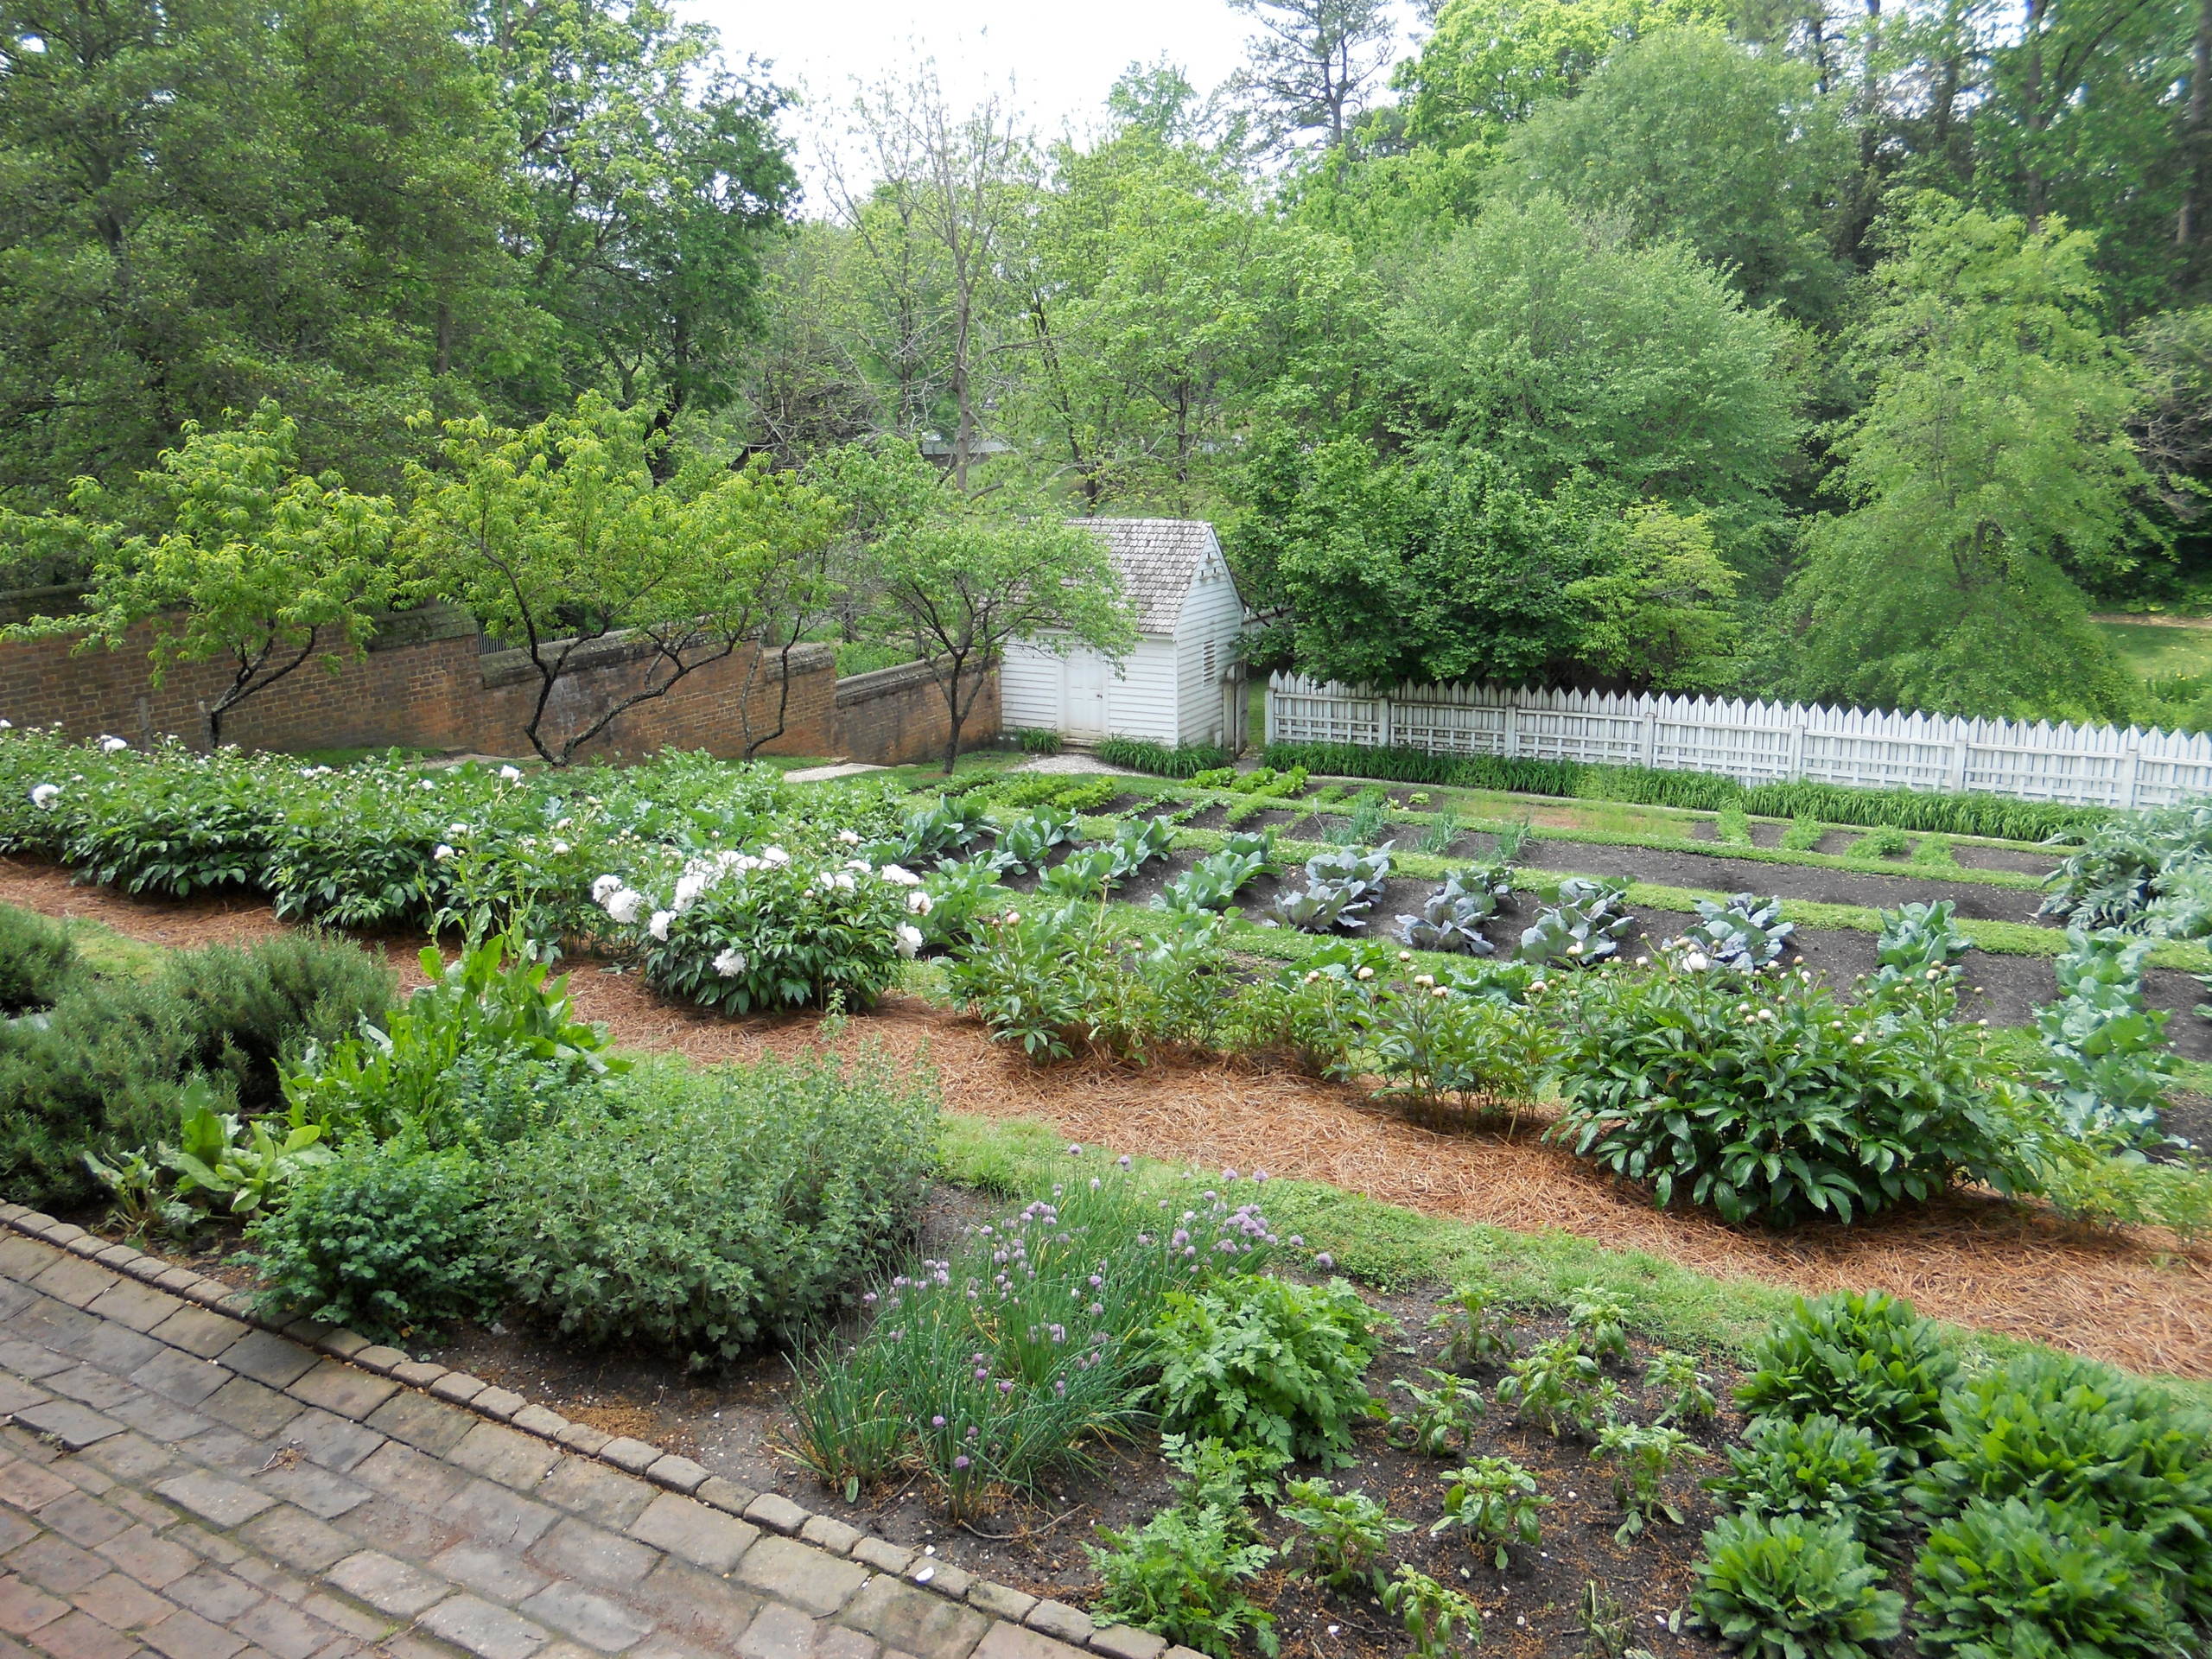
[1265,675,2212,810]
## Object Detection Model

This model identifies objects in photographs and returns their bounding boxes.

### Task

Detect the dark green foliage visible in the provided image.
[158,934,395,1113]
[1916,1350,2212,1623]
[485,1049,938,1366]
[1552,965,2024,1226]
[1707,1413,1904,1548]
[1280,1478,1412,1590]
[1087,1503,1278,1659]
[0,932,392,1210]
[244,1139,499,1342]
[1692,1513,1905,1659]
[1736,1290,1958,1462]
[0,906,78,1013]
[1261,741,2108,842]
[1151,1274,1383,1467]
[1913,1497,2193,1659]
[1095,737,1234,779]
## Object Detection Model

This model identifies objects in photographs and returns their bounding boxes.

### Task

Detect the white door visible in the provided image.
[1064,652,1110,737]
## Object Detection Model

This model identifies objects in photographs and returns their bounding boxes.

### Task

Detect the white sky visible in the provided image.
[682,0,1416,207]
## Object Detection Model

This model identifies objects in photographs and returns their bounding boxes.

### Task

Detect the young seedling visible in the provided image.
[1278,1478,1412,1592]
[1495,1338,1604,1438]
[1432,1457,1548,1569]
[1643,1350,1718,1424]
[1567,1283,1632,1365]
[1387,1369,1487,1458]
[1594,1422,1703,1542]
[1380,1567,1483,1659]
[1429,1281,1518,1369]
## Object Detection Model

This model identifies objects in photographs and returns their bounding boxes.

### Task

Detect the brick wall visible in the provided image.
[0,607,839,761]
[833,659,1000,767]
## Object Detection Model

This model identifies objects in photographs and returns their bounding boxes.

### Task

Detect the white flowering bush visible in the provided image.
[1550,947,2028,1225]
[601,843,923,1014]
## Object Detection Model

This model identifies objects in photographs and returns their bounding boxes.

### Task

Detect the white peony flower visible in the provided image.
[837,829,861,844]
[433,844,454,861]
[0,719,11,729]
[760,846,790,867]
[1681,951,1712,972]
[448,823,469,837]
[498,765,523,782]
[895,924,924,958]
[99,735,128,753]
[906,889,933,915]
[712,947,747,977]
[877,863,922,886]
[1355,966,1375,981]
[833,871,855,890]
[673,871,710,912]
[845,858,872,872]
[604,887,645,925]
[591,874,624,903]
[648,910,672,941]
[550,842,569,855]
[29,783,60,809]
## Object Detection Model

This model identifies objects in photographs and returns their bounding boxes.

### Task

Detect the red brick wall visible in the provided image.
[833,659,1000,766]
[0,607,836,761]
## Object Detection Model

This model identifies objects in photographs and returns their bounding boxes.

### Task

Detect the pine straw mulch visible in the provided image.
[8,855,2211,1382]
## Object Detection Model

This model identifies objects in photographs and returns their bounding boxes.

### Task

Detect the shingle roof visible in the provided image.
[1069,518,1232,634]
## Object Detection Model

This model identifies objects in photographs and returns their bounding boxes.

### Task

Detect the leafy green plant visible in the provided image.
[1715,807,1752,845]
[1087,1504,1276,1659]
[1645,1350,1719,1423]
[1707,1413,1904,1548]
[1682,893,1795,969]
[1095,736,1233,779]
[2040,798,2212,935]
[1158,845,1267,913]
[1417,804,1462,856]
[1736,1290,1958,1462]
[1593,1421,1703,1541]
[1280,1478,1412,1592]
[1108,814,1179,877]
[1852,824,1910,859]
[1781,816,1824,852]
[1871,899,1974,988]
[2036,926,2178,1149]
[1554,960,2024,1225]
[285,933,616,1145]
[1362,972,1560,1115]
[1038,844,1122,901]
[1429,1281,1518,1368]
[1692,1513,1905,1659]
[243,1137,499,1342]
[988,805,1080,874]
[1910,832,1959,868]
[1567,1282,1632,1364]
[1397,864,1511,954]
[1517,877,1633,966]
[1432,1457,1548,1568]
[487,1049,937,1367]
[789,1160,1274,1510]
[1163,1434,1290,1537]
[1495,1337,1605,1438]
[1379,1566,1483,1659]
[1387,1368,1487,1456]
[1913,1497,2192,1659]
[162,1081,331,1218]
[1151,1274,1382,1467]
[1014,727,1064,755]
[1914,1349,2212,1622]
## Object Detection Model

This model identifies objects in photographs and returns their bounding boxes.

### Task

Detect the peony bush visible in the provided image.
[597,837,930,1014]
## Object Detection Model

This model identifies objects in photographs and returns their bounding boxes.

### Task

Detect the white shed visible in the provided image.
[1001,518,1249,751]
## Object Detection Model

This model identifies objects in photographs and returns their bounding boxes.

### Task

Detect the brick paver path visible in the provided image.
[0,1233,1086,1659]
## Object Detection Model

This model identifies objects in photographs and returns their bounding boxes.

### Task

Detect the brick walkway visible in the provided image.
[0,1232,1103,1659]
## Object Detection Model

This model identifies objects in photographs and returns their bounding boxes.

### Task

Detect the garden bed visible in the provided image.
[8,853,2209,1381]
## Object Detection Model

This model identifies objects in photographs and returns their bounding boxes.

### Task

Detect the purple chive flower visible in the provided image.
[953,1455,970,1470]
[1316,1253,1334,1268]
[931,1415,946,1428]
[997,1380,1014,1395]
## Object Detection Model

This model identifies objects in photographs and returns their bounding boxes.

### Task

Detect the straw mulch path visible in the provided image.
[7,855,2209,1380]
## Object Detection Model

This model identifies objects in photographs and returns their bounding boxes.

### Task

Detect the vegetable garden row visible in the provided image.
[10,728,2212,1655]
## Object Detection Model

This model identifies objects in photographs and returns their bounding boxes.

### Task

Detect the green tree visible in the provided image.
[1228,0,1398,153]
[9,404,396,746]
[403,393,842,763]
[1783,197,2147,721]
[1491,29,1853,319]
[0,0,519,499]
[1565,505,1743,691]
[1384,195,1801,553]
[1230,435,1611,688]
[1020,130,1377,514]
[873,507,1137,771]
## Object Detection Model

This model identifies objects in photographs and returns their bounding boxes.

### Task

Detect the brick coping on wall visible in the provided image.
[0,1202,1196,1659]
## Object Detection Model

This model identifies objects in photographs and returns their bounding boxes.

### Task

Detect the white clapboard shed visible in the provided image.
[1001,518,1249,750]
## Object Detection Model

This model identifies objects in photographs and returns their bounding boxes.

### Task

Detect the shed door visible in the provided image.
[1064,652,1110,738]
